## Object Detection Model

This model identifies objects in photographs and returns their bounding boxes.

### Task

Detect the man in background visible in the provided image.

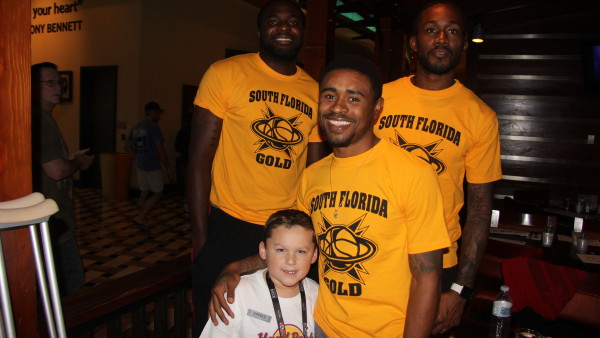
[375,1,502,334]
[126,101,172,229]
[187,0,325,334]
[31,62,94,296]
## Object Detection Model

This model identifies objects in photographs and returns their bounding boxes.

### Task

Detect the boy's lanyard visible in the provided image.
[265,272,308,337]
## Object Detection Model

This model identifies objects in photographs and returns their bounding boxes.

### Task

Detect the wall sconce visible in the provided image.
[472,22,484,43]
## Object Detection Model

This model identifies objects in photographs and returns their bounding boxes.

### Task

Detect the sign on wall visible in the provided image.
[31,0,84,34]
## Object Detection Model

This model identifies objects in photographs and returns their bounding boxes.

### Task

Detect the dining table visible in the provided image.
[487,209,600,329]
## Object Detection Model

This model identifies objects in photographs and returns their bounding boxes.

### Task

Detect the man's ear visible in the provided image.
[373,97,384,122]
[409,35,417,53]
[259,241,267,260]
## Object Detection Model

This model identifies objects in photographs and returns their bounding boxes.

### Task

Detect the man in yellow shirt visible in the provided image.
[188,0,324,335]
[374,1,502,334]
[207,55,450,337]
[297,55,450,337]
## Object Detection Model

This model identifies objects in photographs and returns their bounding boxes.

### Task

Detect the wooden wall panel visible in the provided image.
[476,78,585,97]
[483,96,600,118]
[494,180,581,201]
[483,2,600,35]
[498,120,599,138]
[501,140,600,160]
[478,38,587,55]
[476,59,582,76]
[501,161,600,187]
[468,7,600,203]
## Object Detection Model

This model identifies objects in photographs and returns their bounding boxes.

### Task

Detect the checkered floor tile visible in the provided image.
[74,188,191,288]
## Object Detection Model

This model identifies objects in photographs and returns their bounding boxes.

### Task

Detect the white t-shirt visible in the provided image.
[200,269,319,338]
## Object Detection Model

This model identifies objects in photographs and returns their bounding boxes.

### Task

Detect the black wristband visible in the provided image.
[450,283,473,300]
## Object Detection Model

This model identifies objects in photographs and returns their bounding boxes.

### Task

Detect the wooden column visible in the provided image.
[376,16,408,82]
[375,17,392,82]
[0,0,38,336]
[303,0,336,80]
[390,26,408,79]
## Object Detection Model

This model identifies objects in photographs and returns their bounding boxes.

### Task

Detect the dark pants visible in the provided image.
[315,321,329,338]
[53,237,85,296]
[192,208,264,337]
[47,213,85,296]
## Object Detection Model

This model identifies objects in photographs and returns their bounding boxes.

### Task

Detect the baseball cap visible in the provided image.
[145,101,164,112]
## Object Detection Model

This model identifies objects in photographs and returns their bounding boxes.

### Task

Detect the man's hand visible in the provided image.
[72,148,94,170]
[432,290,466,335]
[431,182,493,335]
[73,154,94,171]
[208,267,242,325]
[207,255,266,325]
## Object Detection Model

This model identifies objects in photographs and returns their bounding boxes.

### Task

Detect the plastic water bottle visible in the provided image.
[489,285,512,338]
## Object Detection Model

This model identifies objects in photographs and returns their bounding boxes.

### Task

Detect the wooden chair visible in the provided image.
[461,236,544,327]
[558,272,600,329]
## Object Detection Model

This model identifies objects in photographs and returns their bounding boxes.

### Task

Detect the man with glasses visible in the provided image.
[31,62,94,296]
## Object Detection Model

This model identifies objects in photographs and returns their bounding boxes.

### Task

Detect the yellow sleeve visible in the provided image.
[194,62,230,119]
[402,164,450,254]
[465,104,502,183]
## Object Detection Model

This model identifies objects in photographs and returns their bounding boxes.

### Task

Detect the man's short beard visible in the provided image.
[328,136,353,148]
[417,49,462,75]
[261,42,302,60]
[319,119,353,148]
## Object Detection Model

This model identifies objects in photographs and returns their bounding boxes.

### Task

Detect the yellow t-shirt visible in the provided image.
[297,140,450,337]
[194,53,321,224]
[375,76,502,267]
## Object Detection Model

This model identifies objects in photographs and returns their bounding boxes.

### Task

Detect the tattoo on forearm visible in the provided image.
[409,250,442,275]
[239,258,266,275]
[458,182,493,286]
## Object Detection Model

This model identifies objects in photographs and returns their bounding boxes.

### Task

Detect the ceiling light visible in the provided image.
[472,22,484,43]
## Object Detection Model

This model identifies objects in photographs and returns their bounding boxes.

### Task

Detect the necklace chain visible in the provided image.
[329,147,374,219]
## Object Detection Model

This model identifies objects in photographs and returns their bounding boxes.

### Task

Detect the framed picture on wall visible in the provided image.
[59,71,73,102]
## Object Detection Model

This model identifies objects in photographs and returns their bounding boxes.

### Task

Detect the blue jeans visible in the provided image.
[315,321,329,338]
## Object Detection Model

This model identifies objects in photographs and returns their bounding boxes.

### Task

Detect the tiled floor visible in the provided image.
[74,188,191,288]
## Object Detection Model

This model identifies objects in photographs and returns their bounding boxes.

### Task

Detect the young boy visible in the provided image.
[200,209,319,337]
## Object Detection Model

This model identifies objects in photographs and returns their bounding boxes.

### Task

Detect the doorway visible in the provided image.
[79,66,118,188]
